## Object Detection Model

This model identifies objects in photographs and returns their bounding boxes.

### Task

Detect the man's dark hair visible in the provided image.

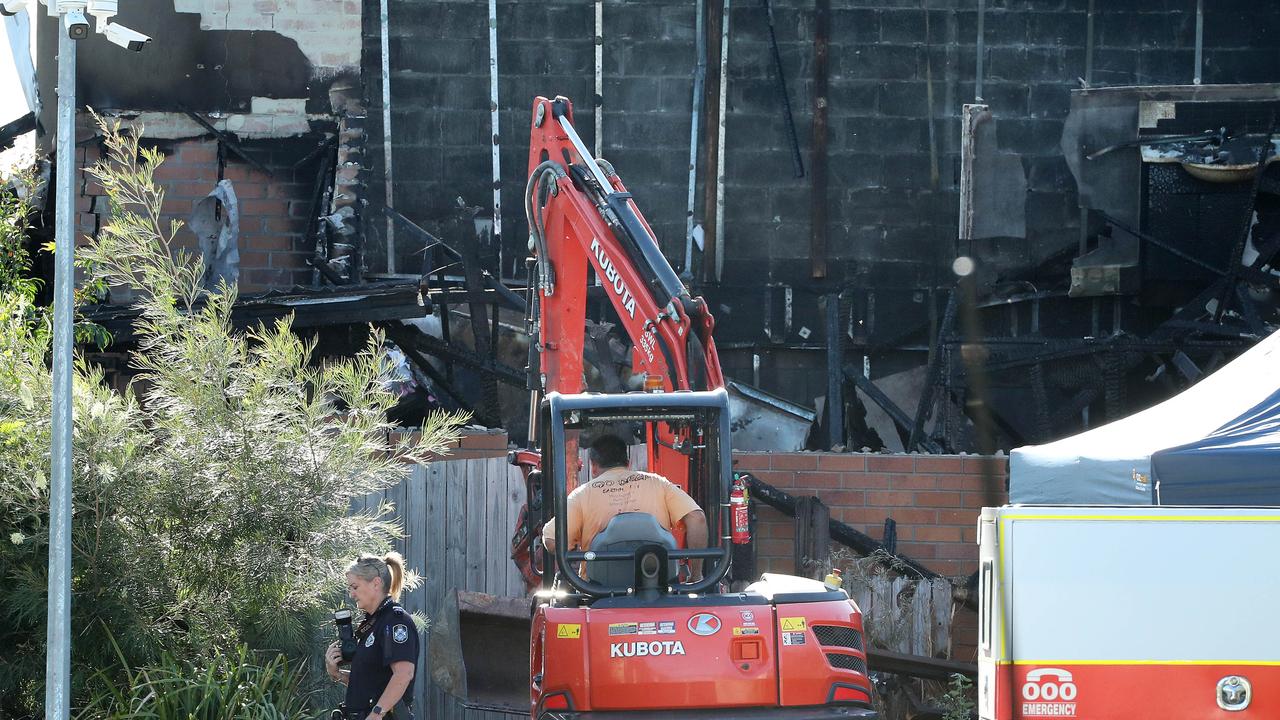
[588,434,630,469]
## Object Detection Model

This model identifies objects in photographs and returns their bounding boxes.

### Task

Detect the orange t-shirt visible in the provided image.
[542,467,701,551]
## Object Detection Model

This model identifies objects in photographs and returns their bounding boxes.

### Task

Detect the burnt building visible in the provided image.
[8,0,1280,453]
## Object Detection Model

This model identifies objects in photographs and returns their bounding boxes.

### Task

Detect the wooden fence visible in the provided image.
[354,455,527,719]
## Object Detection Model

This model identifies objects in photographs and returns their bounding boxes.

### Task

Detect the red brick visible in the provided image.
[961,526,977,543]
[163,181,215,199]
[914,491,963,507]
[772,453,819,471]
[936,474,983,491]
[816,489,865,506]
[757,539,792,558]
[964,488,1007,507]
[888,473,936,490]
[794,471,842,490]
[839,507,892,524]
[843,472,891,489]
[458,431,509,450]
[752,470,797,489]
[962,456,1007,476]
[265,216,308,234]
[938,509,980,526]
[865,490,914,507]
[177,142,218,165]
[914,525,963,542]
[269,251,311,269]
[732,453,771,471]
[914,455,966,474]
[936,542,978,560]
[816,454,866,472]
[232,182,270,199]
[249,235,297,251]
[769,522,796,540]
[896,542,937,559]
[884,508,940,525]
[926,559,969,576]
[239,198,289,216]
[223,163,270,183]
[267,182,309,199]
[866,454,914,472]
[239,251,271,268]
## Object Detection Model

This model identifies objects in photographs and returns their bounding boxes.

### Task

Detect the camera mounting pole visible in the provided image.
[39,1,147,716]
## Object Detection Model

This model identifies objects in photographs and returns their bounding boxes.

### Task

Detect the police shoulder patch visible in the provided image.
[392,624,410,644]
[364,632,375,647]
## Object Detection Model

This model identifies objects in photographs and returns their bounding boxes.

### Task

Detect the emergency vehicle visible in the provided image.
[978,505,1280,719]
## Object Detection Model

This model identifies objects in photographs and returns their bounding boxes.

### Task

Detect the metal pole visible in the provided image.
[974,0,985,102]
[713,0,730,282]
[594,0,603,157]
[46,27,76,720]
[683,0,706,279]
[487,0,502,272]
[826,293,843,449]
[379,0,395,272]
[1193,0,1204,85]
[1084,0,1095,87]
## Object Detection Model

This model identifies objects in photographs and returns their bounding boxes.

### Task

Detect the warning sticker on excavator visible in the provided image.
[733,627,761,636]
[609,623,638,636]
[782,631,807,646]
[557,624,582,639]
[780,617,807,632]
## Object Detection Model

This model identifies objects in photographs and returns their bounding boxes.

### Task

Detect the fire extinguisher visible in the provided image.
[730,474,751,544]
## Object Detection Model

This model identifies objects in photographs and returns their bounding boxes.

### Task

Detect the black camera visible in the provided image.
[334,609,357,663]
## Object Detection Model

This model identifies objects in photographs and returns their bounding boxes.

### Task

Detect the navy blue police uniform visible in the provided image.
[346,597,419,718]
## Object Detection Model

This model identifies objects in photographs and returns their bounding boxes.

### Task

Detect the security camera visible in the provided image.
[86,0,115,32]
[0,0,29,17]
[103,21,148,51]
[62,8,90,39]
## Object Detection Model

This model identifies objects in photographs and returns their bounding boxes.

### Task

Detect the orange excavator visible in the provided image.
[498,96,878,719]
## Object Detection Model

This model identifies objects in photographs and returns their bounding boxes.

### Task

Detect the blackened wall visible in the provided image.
[360,0,1280,420]
[365,0,1280,281]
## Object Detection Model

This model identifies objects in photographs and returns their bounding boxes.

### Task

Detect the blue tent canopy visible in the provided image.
[1010,328,1280,504]
[1151,388,1280,505]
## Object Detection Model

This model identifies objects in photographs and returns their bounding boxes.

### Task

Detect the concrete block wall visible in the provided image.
[366,0,1280,286]
[75,135,322,296]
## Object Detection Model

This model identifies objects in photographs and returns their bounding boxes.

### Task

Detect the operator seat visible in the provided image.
[587,512,678,588]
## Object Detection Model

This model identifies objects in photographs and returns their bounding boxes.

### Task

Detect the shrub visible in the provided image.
[77,645,321,720]
[0,116,467,714]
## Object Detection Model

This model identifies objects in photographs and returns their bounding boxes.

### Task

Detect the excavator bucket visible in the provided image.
[429,589,531,714]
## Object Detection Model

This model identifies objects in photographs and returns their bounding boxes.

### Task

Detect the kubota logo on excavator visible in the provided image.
[591,238,638,319]
[610,640,686,657]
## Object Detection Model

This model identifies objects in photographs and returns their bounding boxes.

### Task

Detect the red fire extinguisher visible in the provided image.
[730,475,751,544]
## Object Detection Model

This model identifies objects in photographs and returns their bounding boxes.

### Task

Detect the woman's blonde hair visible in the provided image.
[345,551,406,601]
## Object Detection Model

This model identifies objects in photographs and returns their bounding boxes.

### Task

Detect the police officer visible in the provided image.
[326,552,419,720]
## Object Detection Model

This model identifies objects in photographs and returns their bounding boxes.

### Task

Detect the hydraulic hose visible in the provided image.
[525,160,567,295]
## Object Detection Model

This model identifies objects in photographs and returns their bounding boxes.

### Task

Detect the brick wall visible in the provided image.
[75,134,322,296]
[734,450,1008,659]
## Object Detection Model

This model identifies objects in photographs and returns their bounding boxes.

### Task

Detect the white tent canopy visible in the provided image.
[1009,328,1280,504]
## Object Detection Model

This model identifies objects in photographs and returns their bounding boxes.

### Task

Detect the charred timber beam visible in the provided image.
[743,473,942,582]
[383,206,527,312]
[868,647,977,681]
[180,108,274,178]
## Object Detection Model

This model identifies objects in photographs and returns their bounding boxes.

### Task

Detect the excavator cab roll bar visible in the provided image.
[537,390,735,599]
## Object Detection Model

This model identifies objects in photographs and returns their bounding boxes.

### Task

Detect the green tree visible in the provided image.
[0,116,467,715]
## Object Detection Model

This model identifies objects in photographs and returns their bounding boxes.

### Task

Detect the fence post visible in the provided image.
[794,496,830,580]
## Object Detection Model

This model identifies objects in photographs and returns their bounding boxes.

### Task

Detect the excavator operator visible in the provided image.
[542,434,709,580]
